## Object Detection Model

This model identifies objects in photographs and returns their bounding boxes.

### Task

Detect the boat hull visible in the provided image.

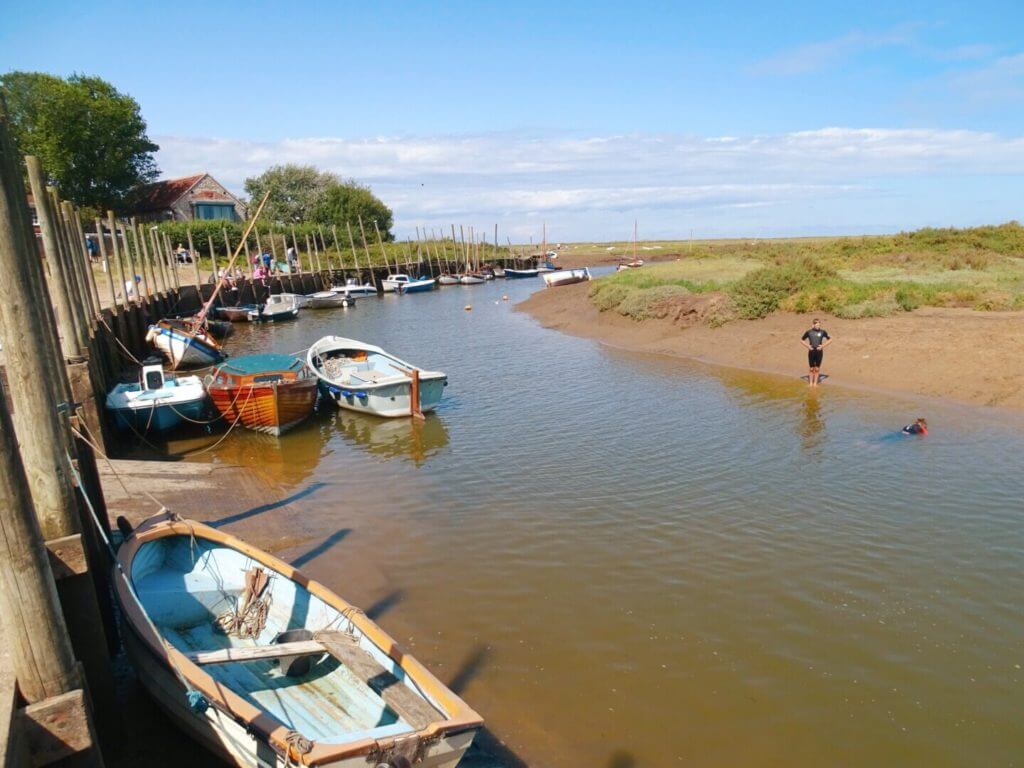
[115,517,482,768]
[216,305,258,322]
[437,275,460,286]
[306,292,350,309]
[397,278,436,294]
[248,308,299,323]
[458,275,485,285]
[542,267,591,287]
[209,379,317,436]
[504,269,539,279]
[108,401,199,433]
[147,323,223,369]
[317,376,446,417]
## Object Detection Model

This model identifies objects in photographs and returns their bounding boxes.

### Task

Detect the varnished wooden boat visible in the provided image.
[115,514,482,767]
[208,354,317,436]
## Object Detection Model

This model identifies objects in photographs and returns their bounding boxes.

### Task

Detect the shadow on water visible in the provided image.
[209,481,327,527]
[606,752,636,768]
[365,589,405,620]
[291,528,352,568]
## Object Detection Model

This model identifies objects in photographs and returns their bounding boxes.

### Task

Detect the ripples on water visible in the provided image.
[154,275,1024,767]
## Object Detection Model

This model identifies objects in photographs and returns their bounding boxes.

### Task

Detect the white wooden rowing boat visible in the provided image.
[307,336,447,418]
[115,514,481,768]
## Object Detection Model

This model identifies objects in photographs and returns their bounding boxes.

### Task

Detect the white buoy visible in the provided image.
[464,304,472,311]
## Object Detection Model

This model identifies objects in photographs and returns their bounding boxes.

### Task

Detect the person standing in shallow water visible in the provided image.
[801,319,832,387]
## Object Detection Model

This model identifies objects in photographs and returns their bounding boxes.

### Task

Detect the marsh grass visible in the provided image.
[588,222,1024,323]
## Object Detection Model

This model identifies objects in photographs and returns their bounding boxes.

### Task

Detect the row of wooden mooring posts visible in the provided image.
[0,95,128,763]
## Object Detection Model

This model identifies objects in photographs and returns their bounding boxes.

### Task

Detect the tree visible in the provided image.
[313,180,394,241]
[1,71,158,209]
[243,164,334,225]
[244,163,394,239]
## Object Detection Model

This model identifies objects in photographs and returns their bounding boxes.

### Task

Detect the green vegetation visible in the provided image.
[1,71,158,212]
[243,164,393,238]
[589,223,1024,324]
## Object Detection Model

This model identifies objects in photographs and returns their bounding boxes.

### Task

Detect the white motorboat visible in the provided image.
[437,275,460,286]
[306,291,355,309]
[458,274,485,285]
[274,292,310,308]
[248,293,301,322]
[542,267,592,287]
[308,336,447,418]
[105,359,207,433]
[381,273,410,293]
[331,278,377,296]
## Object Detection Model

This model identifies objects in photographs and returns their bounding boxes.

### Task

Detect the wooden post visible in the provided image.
[25,159,84,359]
[0,379,80,703]
[243,233,253,279]
[331,224,345,275]
[163,232,180,291]
[130,221,151,299]
[318,226,331,272]
[357,216,373,269]
[494,223,499,265]
[372,220,389,272]
[120,221,140,304]
[346,222,361,280]
[107,211,130,311]
[95,218,116,309]
[410,369,424,420]
[222,226,233,282]
[187,227,201,290]
[70,205,103,313]
[51,193,94,333]
[57,200,95,321]
[290,226,302,273]
[207,233,217,282]
[306,233,318,273]
[268,227,277,261]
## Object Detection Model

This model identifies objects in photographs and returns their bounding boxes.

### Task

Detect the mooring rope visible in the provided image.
[98,316,143,365]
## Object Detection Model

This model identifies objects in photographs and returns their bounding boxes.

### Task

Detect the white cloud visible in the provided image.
[752,25,921,76]
[153,127,1024,239]
[949,52,1024,104]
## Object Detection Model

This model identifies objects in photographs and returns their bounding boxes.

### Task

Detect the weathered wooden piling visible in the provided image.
[0,105,107,765]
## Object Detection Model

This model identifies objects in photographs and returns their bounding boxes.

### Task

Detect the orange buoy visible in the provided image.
[464,304,472,311]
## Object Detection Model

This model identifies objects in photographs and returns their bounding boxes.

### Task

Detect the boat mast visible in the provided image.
[195,191,271,327]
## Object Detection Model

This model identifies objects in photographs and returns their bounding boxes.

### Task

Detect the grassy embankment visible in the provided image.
[588,223,1024,325]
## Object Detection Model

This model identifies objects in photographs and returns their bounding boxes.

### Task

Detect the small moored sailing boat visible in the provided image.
[146,319,224,369]
[207,353,317,436]
[331,278,377,296]
[105,358,207,433]
[307,336,447,418]
[396,277,436,294]
[114,514,482,768]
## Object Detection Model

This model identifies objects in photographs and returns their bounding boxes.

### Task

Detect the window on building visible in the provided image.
[194,203,237,221]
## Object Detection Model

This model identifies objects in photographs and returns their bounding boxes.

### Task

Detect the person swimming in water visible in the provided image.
[902,418,928,436]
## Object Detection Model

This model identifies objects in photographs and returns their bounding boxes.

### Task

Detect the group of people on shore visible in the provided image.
[800,319,927,436]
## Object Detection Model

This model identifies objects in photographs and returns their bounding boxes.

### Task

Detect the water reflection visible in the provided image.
[797,392,826,453]
[334,411,450,466]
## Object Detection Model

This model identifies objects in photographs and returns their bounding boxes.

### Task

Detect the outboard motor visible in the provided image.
[140,356,166,392]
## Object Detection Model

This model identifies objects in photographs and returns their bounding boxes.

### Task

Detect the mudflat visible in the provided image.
[518,282,1024,412]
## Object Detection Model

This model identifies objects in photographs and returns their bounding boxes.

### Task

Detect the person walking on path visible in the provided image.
[801,319,832,387]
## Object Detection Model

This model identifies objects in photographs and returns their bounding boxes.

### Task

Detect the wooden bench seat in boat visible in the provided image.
[185,631,441,730]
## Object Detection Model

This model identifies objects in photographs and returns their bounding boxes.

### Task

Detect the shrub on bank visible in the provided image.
[728,257,838,319]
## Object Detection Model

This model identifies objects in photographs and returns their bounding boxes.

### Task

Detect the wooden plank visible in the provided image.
[317,632,440,730]
[186,640,324,666]
[45,534,87,580]
[18,689,95,766]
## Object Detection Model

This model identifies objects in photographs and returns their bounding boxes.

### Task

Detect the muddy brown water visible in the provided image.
[127,273,1024,767]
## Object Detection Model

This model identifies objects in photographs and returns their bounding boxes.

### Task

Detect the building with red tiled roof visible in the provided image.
[124,173,247,222]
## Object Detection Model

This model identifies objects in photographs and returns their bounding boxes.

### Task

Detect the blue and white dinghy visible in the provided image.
[115,514,482,767]
[105,358,207,433]
[307,336,447,418]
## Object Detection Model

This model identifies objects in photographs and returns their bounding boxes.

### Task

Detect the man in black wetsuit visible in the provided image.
[800,319,832,387]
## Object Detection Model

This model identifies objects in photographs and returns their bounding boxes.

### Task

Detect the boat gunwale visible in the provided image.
[114,515,483,763]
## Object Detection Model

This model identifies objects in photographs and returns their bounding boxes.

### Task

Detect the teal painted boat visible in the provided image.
[115,514,482,767]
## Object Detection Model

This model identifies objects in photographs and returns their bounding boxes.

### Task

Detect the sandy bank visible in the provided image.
[517,282,1024,412]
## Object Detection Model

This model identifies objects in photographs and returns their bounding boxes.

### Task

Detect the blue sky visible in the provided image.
[3,0,1024,240]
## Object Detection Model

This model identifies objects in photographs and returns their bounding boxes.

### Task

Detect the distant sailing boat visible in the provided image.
[617,220,645,271]
[148,192,271,369]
